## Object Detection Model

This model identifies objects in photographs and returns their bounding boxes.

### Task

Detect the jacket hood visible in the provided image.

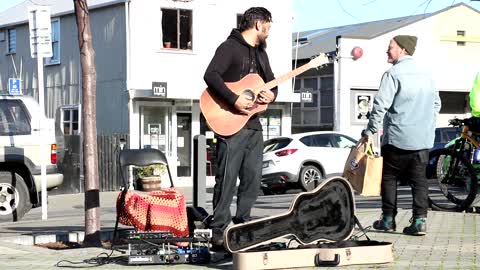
[228,29,252,47]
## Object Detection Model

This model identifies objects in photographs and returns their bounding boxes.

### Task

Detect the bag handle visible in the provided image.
[355,138,372,154]
[356,137,377,157]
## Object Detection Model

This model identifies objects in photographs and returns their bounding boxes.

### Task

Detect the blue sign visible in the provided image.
[8,78,22,95]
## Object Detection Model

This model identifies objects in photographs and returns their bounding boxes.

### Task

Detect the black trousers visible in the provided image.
[380,144,429,218]
[210,128,263,231]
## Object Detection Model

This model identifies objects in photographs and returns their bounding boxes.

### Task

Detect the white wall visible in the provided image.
[336,5,480,138]
[127,0,295,101]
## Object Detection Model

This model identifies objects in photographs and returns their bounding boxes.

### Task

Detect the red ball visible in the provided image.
[351,46,363,60]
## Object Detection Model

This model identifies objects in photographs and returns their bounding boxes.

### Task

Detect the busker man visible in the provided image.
[362,35,441,236]
[203,7,277,249]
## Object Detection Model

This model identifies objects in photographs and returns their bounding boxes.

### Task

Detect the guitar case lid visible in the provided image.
[225,176,356,253]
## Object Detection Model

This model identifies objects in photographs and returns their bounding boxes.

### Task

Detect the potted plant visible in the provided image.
[135,164,166,191]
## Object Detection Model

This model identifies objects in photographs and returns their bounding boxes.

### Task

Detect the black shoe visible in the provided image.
[403,217,427,236]
[210,228,225,251]
[232,216,259,224]
[372,214,396,232]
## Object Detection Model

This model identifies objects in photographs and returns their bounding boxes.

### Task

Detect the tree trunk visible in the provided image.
[73,0,101,247]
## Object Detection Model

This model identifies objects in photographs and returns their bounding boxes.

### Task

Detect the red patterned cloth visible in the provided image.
[116,187,189,237]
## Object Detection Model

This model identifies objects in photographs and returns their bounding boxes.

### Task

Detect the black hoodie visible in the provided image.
[204,29,278,131]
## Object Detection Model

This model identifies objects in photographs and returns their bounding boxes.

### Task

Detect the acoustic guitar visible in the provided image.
[200,53,331,136]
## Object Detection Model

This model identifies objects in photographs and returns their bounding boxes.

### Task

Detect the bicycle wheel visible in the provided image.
[427,148,478,212]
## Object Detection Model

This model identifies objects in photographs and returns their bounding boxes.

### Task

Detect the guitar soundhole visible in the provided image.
[241,89,256,101]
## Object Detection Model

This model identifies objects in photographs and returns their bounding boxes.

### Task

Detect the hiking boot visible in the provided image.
[372,214,396,232]
[403,217,427,236]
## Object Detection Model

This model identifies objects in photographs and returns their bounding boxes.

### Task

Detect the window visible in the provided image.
[457,30,465,46]
[62,106,80,135]
[161,8,192,50]
[440,92,468,114]
[259,109,282,140]
[0,100,31,135]
[292,76,334,126]
[300,134,333,147]
[45,19,60,65]
[333,134,357,148]
[7,28,16,54]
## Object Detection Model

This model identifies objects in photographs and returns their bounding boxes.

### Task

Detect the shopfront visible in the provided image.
[129,97,196,185]
[130,95,291,185]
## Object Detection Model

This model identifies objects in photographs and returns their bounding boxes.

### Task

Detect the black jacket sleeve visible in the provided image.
[203,42,239,106]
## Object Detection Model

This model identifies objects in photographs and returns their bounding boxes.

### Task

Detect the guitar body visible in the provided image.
[224,177,356,253]
[200,53,330,136]
[200,73,267,136]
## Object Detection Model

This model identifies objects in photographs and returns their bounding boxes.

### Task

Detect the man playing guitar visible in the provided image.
[203,6,277,251]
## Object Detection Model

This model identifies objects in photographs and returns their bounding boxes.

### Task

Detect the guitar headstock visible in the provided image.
[307,53,332,69]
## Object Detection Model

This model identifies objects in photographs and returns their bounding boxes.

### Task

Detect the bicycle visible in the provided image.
[427,118,479,212]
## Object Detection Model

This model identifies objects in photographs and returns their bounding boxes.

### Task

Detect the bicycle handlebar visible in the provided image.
[448,118,464,127]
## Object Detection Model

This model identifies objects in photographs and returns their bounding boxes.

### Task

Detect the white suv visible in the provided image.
[261,131,357,194]
[0,95,63,221]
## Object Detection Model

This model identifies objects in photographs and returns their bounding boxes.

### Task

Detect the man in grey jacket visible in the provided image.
[362,35,441,235]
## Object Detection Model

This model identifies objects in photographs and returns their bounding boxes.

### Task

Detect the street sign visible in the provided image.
[28,6,52,58]
[8,78,22,95]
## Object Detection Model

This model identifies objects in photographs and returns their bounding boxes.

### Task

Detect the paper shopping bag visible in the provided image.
[343,141,383,196]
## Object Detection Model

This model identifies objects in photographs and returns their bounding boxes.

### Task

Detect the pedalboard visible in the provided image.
[126,229,212,265]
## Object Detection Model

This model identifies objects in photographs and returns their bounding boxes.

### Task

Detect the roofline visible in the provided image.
[296,2,477,41]
[0,0,128,28]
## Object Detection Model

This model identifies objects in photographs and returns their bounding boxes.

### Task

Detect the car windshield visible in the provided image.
[334,134,357,148]
[444,129,460,141]
[263,137,292,153]
[435,127,460,143]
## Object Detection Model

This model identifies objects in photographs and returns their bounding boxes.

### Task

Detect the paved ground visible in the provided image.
[0,184,479,269]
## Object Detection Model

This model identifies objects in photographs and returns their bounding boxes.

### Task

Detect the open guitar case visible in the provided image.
[224,176,393,269]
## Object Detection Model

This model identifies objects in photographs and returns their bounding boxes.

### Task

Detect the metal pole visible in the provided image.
[37,54,47,220]
[193,135,206,209]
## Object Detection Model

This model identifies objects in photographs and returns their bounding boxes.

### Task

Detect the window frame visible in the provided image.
[61,105,81,135]
[161,8,193,50]
[457,30,466,46]
[45,18,60,65]
[6,28,16,54]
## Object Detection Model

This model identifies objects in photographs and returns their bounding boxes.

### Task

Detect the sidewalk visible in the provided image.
[0,186,479,269]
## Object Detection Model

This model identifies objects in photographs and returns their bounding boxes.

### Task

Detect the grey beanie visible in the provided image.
[393,35,417,55]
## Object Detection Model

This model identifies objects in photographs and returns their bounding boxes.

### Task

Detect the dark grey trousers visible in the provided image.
[209,128,263,230]
[381,144,430,218]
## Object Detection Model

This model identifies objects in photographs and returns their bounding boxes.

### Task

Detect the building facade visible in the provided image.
[292,3,480,139]
[0,0,297,190]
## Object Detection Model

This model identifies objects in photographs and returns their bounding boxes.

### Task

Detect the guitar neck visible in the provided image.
[257,63,312,93]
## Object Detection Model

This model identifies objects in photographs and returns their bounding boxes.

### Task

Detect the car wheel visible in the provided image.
[299,165,323,191]
[0,171,31,222]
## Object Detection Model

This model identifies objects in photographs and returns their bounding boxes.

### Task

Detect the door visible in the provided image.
[141,106,171,156]
[177,113,192,177]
